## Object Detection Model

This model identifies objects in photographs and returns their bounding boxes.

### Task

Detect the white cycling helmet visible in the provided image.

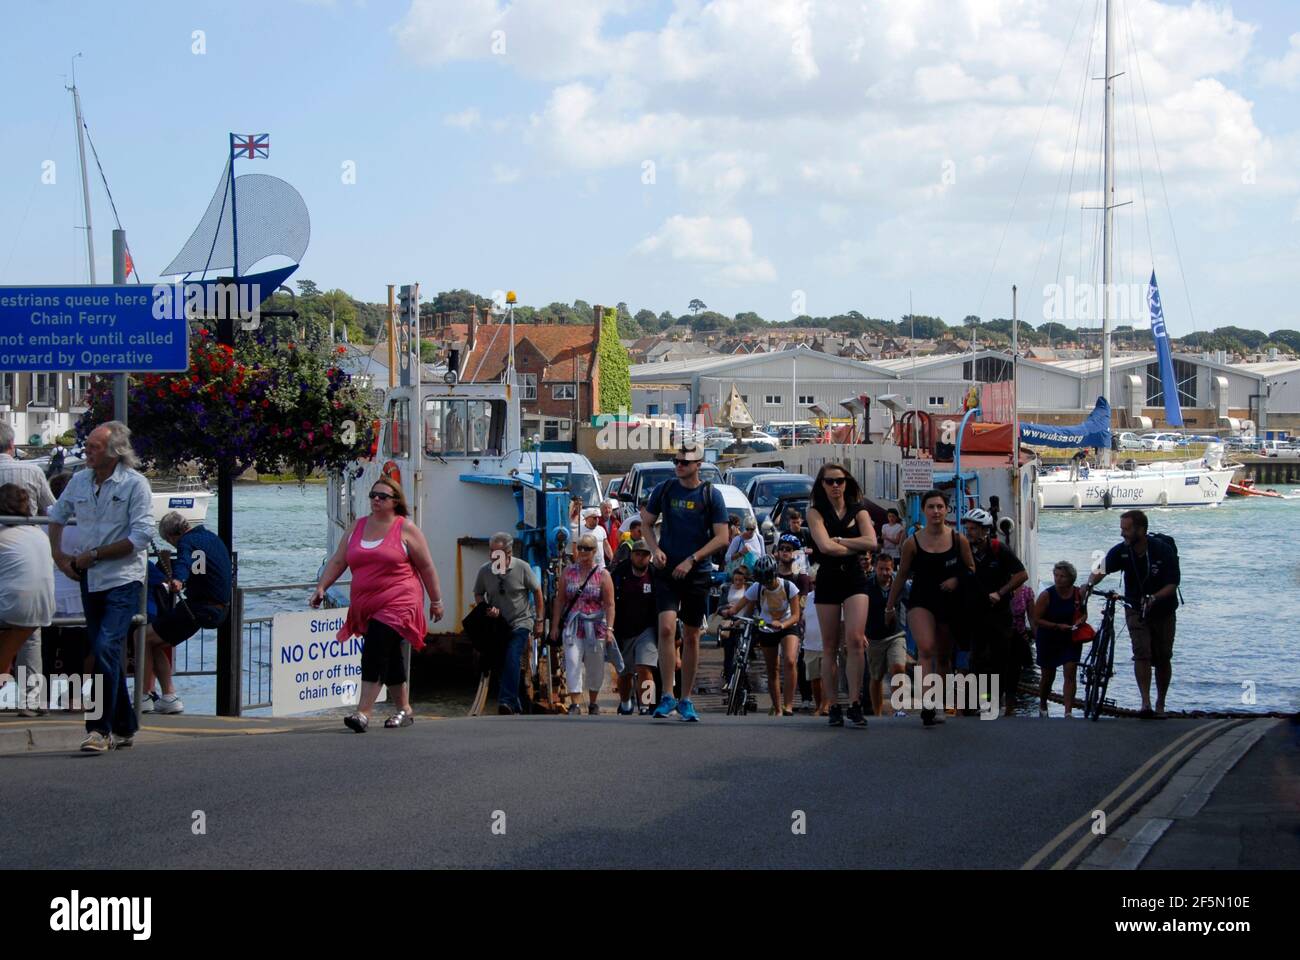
[962,508,994,527]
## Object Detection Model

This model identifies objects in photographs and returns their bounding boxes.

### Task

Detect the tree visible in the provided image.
[1266,330,1300,353]
[430,289,495,323]
[296,279,321,300]
[1037,321,1072,342]
[633,308,658,332]
[962,315,980,328]
[688,298,707,315]
[902,314,947,339]
[614,301,641,338]
[419,340,440,364]
[690,311,727,333]
[598,306,631,414]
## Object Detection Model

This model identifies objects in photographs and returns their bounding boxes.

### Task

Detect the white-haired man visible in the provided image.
[48,421,154,753]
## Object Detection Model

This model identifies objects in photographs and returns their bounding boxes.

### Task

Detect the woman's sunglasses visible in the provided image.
[369,491,395,501]
[576,545,595,552]
[821,476,846,486]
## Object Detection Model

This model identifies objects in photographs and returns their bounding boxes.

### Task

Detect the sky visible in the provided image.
[1,0,1298,336]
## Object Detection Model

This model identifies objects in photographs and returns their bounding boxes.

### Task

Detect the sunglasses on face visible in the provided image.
[576,545,595,552]
[822,476,846,486]
[369,491,395,501]
[673,458,697,467]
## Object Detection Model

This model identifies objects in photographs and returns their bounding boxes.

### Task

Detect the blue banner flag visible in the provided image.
[1148,270,1184,427]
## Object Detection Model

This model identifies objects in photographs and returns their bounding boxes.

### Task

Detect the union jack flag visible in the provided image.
[231,133,269,159]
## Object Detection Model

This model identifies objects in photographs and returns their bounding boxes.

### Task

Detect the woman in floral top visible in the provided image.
[550,532,616,715]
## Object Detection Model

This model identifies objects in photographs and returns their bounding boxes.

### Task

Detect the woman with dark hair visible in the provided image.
[880,508,905,563]
[805,463,877,728]
[885,489,975,727]
[312,476,443,732]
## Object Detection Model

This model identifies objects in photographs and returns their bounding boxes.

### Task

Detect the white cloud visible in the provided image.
[1260,33,1300,90]
[636,215,776,283]
[443,107,481,128]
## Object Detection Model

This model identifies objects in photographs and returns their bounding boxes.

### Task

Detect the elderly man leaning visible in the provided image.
[473,532,545,715]
[47,421,154,753]
[141,511,232,715]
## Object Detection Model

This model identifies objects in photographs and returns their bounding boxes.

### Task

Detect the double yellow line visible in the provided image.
[1021,719,1238,870]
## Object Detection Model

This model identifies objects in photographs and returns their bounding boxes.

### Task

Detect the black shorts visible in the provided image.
[755,627,797,649]
[813,563,870,606]
[153,603,227,646]
[359,618,408,686]
[653,567,712,629]
[907,586,956,624]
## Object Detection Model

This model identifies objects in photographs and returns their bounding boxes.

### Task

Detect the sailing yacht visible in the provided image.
[1020,0,1236,509]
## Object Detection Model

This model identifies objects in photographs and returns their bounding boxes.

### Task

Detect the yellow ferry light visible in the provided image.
[506,290,517,304]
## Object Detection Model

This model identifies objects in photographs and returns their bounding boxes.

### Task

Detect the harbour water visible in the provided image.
[1036,489,1300,714]
[168,483,1298,717]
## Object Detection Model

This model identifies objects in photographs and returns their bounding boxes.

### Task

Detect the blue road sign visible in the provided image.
[0,285,189,373]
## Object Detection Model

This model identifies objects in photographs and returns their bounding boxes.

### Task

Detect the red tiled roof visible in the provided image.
[461,323,597,383]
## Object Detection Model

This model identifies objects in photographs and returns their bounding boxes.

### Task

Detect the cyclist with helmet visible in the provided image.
[961,508,1028,718]
[734,554,803,716]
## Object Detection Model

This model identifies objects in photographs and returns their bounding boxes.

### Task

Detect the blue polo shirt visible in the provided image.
[173,525,232,608]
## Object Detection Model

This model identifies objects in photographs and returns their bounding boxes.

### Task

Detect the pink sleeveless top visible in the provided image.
[339,516,427,650]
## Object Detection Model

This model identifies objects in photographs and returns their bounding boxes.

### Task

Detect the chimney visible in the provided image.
[1268,347,1279,362]
[468,305,477,352]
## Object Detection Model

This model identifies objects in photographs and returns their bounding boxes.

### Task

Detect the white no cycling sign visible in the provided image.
[271,610,385,717]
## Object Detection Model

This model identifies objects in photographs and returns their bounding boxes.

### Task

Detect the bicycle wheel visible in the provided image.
[1085,616,1112,720]
[1095,614,1116,716]
[726,629,751,715]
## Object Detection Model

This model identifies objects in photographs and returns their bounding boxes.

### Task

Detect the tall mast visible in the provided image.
[68,62,96,283]
[1101,0,1115,412]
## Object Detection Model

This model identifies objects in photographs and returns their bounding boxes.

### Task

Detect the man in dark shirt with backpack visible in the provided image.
[1089,509,1180,718]
[640,442,730,722]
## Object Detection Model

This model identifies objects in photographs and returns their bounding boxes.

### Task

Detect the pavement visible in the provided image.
[2,707,1294,869]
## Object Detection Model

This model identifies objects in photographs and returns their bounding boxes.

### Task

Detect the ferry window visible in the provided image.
[425,398,505,458]
[552,383,576,400]
[389,398,410,458]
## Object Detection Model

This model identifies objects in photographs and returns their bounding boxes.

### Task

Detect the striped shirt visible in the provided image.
[0,453,55,516]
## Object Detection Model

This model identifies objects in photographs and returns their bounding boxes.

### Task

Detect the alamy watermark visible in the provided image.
[1042,278,1149,324]
[889,668,1000,719]
[594,408,709,452]
[2,667,103,719]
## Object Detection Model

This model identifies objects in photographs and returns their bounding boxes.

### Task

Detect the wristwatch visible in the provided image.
[90,548,99,564]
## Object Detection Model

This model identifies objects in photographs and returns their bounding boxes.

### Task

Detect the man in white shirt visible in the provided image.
[48,421,154,753]
[0,422,55,516]
[581,508,611,569]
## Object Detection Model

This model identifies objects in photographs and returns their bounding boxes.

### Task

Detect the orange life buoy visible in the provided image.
[382,460,402,486]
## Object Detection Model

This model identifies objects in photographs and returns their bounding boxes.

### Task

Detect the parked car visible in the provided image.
[743,474,814,527]
[616,460,725,521]
[603,476,622,502]
[1140,432,1180,452]
[1116,432,1144,451]
[1261,440,1300,459]
[723,466,784,489]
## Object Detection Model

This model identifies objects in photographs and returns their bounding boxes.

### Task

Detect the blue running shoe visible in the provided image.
[678,698,700,722]
[652,694,679,719]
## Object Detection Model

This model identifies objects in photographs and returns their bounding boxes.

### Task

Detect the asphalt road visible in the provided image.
[0,714,1226,869]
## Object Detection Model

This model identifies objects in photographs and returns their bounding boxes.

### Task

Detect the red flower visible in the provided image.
[336,346,346,355]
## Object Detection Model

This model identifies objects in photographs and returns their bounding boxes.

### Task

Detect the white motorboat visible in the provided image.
[1036,446,1235,509]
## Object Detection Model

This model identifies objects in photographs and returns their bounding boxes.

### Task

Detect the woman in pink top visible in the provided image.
[312,477,442,732]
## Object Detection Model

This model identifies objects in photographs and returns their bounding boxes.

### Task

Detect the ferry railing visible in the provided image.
[1,513,344,716]
[164,580,351,713]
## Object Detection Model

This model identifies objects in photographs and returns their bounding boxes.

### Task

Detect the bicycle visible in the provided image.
[724,615,763,716]
[1079,587,1135,721]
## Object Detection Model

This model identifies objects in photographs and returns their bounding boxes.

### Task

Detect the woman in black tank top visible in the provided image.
[806,463,878,727]
[886,489,975,726]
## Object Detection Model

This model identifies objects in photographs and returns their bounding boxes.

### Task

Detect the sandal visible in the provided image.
[384,710,415,728]
[344,712,369,733]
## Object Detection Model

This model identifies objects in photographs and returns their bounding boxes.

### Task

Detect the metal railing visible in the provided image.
[2,513,346,715]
